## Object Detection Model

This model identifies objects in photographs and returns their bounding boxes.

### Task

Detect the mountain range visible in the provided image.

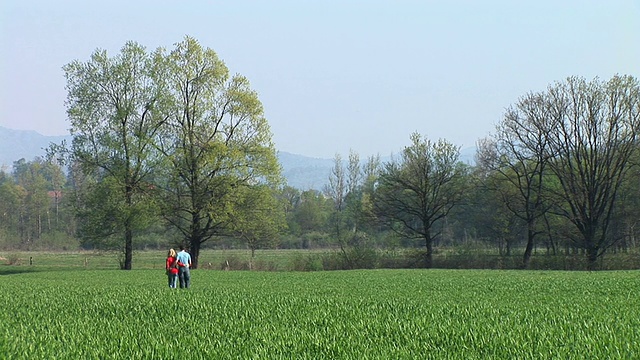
[0,126,336,190]
[0,126,69,169]
[0,126,475,190]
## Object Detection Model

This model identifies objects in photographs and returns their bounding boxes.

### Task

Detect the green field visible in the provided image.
[1,266,639,359]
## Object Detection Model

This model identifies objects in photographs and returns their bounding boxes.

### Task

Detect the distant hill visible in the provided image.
[0,126,69,170]
[281,146,477,189]
[278,152,334,190]
[0,126,475,190]
[0,126,333,189]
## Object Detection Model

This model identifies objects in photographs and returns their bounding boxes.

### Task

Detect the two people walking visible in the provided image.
[165,245,191,289]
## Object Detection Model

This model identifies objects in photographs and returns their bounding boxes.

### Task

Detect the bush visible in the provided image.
[340,247,378,269]
[251,259,279,271]
[291,253,324,271]
[33,232,81,251]
[377,249,417,269]
[6,253,21,265]
[219,255,250,270]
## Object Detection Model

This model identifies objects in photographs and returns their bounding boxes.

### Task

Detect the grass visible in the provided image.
[0,249,319,271]
[4,247,639,272]
[1,268,639,358]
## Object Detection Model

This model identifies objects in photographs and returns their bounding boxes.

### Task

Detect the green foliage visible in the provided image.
[375,133,468,267]
[29,231,80,251]
[230,184,287,256]
[2,269,639,358]
[292,190,332,234]
[152,37,281,266]
[64,41,166,269]
[61,36,281,268]
[0,158,72,249]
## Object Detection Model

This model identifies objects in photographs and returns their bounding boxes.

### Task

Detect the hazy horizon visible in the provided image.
[2,1,638,158]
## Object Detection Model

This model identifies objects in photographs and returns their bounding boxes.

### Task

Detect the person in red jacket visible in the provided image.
[165,249,179,288]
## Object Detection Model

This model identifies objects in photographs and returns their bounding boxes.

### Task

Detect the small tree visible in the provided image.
[375,133,467,267]
[324,150,376,267]
[230,184,286,264]
[324,153,346,238]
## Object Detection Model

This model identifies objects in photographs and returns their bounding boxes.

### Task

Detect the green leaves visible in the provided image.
[63,36,281,268]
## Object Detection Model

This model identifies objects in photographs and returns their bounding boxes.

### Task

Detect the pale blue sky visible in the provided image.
[1,1,638,158]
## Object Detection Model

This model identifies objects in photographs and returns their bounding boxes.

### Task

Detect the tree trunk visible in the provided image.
[124,226,133,270]
[123,187,133,270]
[586,246,599,271]
[522,227,535,269]
[424,232,433,268]
[189,237,201,269]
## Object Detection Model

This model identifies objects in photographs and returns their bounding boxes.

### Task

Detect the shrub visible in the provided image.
[6,253,20,265]
[219,255,250,270]
[291,253,324,271]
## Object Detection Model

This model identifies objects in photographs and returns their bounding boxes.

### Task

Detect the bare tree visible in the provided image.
[477,91,554,268]
[324,153,346,239]
[542,75,640,269]
[345,150,362,233]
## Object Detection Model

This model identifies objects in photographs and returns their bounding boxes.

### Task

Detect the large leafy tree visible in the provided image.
[63,42,165,269]
[155,37,281,268]
[375,133,468,267]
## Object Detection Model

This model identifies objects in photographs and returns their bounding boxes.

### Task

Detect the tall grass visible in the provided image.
[1,269,638,358]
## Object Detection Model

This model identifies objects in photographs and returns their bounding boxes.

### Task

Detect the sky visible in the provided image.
[1,1,639,159]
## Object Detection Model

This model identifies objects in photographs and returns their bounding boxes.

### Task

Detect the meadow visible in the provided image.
[5,247,640,271]
[1,261,639,359]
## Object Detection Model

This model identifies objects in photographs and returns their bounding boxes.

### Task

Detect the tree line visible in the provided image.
[1,37,638,270]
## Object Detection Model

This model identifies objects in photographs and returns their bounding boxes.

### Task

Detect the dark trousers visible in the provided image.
[178,266,190,288]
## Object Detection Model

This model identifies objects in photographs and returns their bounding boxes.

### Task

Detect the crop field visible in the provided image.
[1,268,639,359]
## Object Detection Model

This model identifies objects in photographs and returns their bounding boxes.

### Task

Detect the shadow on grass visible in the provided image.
[0,265,41,276]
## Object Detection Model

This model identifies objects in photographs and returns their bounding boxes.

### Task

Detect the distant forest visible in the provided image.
[1,43,638,272]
